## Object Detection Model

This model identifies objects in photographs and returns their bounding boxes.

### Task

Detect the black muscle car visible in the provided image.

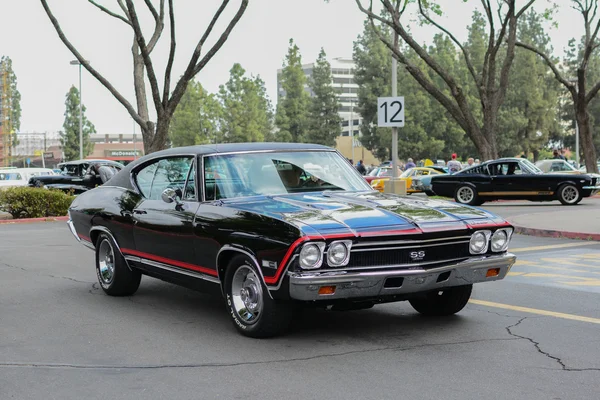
[67,143,516,338]
[430,157,600,206]
[29,159,123,194]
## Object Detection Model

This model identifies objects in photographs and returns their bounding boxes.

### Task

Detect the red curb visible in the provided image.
[512,225,600,241]
[0,216,69,225]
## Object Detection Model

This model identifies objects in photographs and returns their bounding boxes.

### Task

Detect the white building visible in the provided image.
[13,132,61,156]
[277,57,361,138]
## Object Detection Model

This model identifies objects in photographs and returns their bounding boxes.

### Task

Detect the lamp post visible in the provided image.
[70,60,88,160]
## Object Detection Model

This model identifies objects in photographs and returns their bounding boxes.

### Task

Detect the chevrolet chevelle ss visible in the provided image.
[67,143,516,337]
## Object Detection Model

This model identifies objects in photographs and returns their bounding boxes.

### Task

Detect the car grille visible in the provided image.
[345,236,471,270]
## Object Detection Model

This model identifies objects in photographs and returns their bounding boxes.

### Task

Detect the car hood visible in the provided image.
[220,191,506,236]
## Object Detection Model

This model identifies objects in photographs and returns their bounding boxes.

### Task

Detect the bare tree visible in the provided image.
[40,0,248,154]
[355,0,536,160]
[517,0,600,173]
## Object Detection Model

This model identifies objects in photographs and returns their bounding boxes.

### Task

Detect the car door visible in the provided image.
[488,161,532,197]
[131,156,201,269]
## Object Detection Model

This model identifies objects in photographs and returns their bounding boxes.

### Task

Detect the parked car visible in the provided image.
[29,159,123,194]
[371,167,443,193]
[430,157,600,206]
[535,159,581,174]
[67,143,516,338]
[0,168,56,188]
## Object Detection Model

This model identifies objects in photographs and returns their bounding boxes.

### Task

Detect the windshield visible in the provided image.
[203,151,372,200]
[520,159,543,174]
[0,172,23,181]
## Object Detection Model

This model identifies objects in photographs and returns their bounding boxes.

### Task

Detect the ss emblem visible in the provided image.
[409,251,425,260]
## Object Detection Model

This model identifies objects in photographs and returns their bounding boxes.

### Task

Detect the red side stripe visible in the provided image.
[121,248,218,277]
[78,234,91,242]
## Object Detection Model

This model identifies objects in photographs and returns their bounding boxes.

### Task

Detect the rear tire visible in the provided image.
[95,233,141,296]
[454,185,480,206]
[557,184,582,205]
[224,255,293,338]
[409,284,473,316]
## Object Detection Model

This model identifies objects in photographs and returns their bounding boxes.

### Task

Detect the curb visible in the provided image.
[512,224,600,241]
[0,216,69,225]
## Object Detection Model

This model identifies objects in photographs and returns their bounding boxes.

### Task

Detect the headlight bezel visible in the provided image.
[299,242,326,270]
[326,240,353,267]
[491,228,513,252]
[469,230,492,255]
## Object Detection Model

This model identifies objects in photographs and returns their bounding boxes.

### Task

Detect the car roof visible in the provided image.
[142,142,332,158]
[58,159,123,166]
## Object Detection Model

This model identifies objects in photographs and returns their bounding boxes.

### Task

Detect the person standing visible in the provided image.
[356,160,367,175]
[447,153,462,174]
[467,157,475,167]
[405,158,416,169]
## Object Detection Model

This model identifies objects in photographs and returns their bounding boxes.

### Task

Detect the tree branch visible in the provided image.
[515,41,576,96]
[367,17,469,132]
[145,0,165,54]
[40,0,145,127]
[88,0,131,25]
[163,0,176,106]
[125,0,164,117]
[417,0,482,94]
[586,80,600,103]
[168,0,248,113]
[143,0,160,22]
[516,0,536,18]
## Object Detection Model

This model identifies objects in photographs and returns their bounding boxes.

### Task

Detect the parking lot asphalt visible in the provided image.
[2,222,600,400]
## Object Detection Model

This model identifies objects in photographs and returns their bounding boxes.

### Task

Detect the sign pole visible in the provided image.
[391,31,399,180]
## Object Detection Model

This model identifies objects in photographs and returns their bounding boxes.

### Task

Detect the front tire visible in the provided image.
[224,255,293,338]
[409,284,473,316]
[95,233,141,296]
[454,185,480,206]
[558,184,582,205]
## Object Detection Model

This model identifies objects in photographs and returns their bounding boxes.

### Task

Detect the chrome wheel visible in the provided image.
[561,186,579,204]
[231,266,263,325]
[457,186,475,204]
[98,239,115,285]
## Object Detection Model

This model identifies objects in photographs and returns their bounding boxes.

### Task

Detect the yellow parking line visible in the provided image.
[524,264,600,276]
[470,299,600,324]
[542,258,600,270]
[510,242,599,253]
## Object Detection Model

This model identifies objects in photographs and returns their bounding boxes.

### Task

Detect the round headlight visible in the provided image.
[299,243,324,270]
[491,230,508,252]
[327,241,351,267]
[469,231,489,254]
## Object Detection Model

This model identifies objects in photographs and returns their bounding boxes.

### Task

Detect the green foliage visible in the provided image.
[275,39,310,142]
[170,81,222,146]
[0,56,21,147]
[219,63,273,143]
[60,86,95,161]
[0,187,75,219]
[306,48,342,146]
[497,10,561,158]
[353,19,470,161]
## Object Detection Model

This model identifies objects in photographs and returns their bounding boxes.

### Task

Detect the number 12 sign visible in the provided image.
[377,97,405,127]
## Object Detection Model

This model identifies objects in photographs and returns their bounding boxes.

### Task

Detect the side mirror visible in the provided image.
[162,188,178,204]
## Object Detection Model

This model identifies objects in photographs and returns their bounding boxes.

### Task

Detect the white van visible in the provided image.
[0,168,56,188]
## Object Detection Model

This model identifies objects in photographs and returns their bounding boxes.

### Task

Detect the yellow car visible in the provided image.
[371,167,443,193]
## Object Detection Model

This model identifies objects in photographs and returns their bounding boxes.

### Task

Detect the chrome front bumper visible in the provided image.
[289,253,516,301]
[583,185,600,190]
[67,219,79,241]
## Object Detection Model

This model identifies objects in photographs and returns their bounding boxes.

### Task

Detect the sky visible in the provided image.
[0,0,583,136]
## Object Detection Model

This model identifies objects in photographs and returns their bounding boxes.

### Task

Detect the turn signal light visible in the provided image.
[318,286,336,295]
[486,268,501,278]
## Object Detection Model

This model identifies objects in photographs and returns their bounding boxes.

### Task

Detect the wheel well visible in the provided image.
[216,250,239,285]
[90,230,101,247]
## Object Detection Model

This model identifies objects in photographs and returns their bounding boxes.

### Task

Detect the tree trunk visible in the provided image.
[576,103,599,174]
[147,118,170,154]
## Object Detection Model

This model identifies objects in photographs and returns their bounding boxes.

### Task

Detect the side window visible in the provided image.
[150,157,194,200]
[135,162,159,199]
[183,160,197,201]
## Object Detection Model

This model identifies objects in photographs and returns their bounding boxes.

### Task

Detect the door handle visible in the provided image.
[133,209,147,215]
